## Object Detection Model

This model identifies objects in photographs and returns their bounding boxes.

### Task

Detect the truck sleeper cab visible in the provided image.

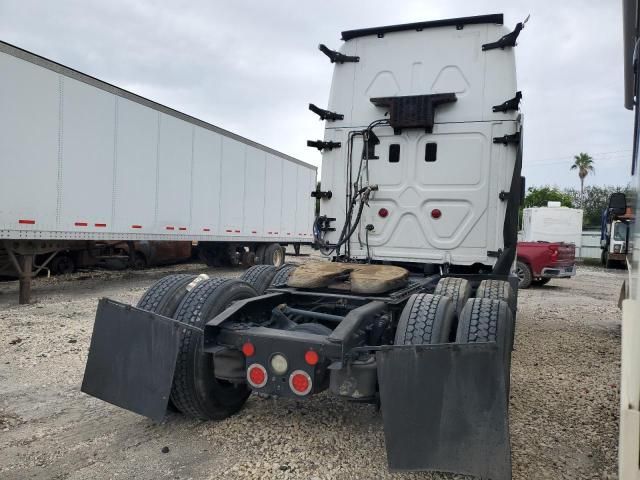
[82,14,525,479]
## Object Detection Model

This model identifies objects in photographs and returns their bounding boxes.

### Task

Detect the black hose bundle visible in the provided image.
[313,119,389,257]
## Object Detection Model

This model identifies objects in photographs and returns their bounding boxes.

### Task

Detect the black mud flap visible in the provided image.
[81,299,188,422]
[377,343,511,480]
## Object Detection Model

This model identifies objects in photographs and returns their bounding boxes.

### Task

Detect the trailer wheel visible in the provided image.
[133,252,147,269]
[516,261,532,289]
[270,264,297,287]
[241,250,256,267]
[456,298,514,395]
[255,244,267,264]
[476,279,515,311]
[239,265,277,294]
[170,278,257,420]
[433,277,471,317]
[394,294,455,345]
[263,243,285,267]
[50,254,75,275]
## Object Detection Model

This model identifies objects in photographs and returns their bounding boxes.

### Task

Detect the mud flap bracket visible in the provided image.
[81,299,196,422]
[377,343,511,479]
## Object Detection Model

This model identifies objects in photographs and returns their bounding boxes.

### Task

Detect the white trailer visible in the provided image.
[0,40,316,302]
[521,205,584,247]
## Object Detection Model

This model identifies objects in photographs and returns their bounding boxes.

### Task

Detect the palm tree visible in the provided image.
[570,152,595,195]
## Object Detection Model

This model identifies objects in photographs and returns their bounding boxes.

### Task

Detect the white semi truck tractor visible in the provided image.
[82,14,526,479]
[619,1,640,478]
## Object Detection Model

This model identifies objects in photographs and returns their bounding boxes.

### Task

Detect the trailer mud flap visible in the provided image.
[81,299,186,422]
[377,343,510,479]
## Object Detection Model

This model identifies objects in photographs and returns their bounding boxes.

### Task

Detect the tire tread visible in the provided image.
[395,294,452,345]
[170,278,233,419]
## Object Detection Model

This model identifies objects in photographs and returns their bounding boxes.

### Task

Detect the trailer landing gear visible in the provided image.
[1,240,65,304]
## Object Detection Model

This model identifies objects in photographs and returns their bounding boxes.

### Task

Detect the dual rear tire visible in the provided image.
[169,279,256,420]
[240,263,297,293]
[138,275,257,421]
[396,278,515,394]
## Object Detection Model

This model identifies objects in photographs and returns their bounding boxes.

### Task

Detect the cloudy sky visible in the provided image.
[0,1,633,189]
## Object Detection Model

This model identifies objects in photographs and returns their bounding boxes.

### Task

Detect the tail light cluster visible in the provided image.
[242,341,319,396]
[548,246,558,262]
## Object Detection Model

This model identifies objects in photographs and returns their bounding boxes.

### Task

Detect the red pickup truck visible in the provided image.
[516,241,577,288]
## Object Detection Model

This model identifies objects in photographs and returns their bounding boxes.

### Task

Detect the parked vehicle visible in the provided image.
[0,40,315,302]
[82,14,526,478]
[516,241,576,288]
[600,199,634,268]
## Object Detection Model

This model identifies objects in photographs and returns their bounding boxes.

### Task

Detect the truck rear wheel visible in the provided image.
[394,294,455,345]
[137,274,198,413]
[456,298,514,395]
[476,279,515,311]
[262,243,285,267]
[239,265,277,294]
[270,264,297,287]
[516,261,532,289]
[137,274,198,316]
[170,278,257,420]
[433,277,471,317]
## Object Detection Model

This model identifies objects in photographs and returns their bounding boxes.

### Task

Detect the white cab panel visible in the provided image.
[327,23,517,129]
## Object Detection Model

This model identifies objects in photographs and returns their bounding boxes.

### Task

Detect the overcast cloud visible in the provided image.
[0,0,633,189]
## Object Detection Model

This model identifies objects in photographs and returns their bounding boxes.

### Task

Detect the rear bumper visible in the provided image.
[541,264,576,278]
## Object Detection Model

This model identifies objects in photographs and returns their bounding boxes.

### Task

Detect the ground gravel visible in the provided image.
[0,260,625,479]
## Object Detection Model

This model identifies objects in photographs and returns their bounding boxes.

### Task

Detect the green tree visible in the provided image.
[523,186,573,208]
[563,184,632,228]
[570,152,595,195]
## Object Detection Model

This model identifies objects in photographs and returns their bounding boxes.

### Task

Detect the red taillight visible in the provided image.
[242,342,255,357]
[548,246,558,261]
[289,370,312,396]
[378,208,389,218]
[304,350,319,366]
[247,364,267,388]
[431,209,442,219]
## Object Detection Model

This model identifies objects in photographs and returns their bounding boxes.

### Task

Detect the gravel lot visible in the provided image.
[0,260,625,480]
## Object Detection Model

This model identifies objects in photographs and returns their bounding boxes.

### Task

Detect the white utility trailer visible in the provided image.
[0,40,316,303]
[521,205,584,247]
